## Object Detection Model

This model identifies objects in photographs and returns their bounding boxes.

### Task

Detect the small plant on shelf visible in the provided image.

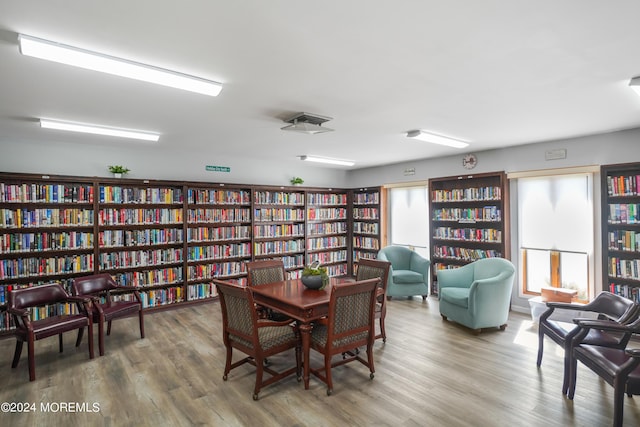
[108,165,131,177]
[290,177,304,185]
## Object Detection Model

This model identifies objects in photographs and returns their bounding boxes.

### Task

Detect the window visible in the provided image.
[389,185,430,259]
[517,173,594,300]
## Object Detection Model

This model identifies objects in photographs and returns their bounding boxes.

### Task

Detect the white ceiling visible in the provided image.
[1,1,640,170]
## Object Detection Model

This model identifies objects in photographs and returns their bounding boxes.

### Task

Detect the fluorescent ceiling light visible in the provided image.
[300,155,354,166]
[630,76,640,97]
[40,119,160,142]
[19,34,222,96]
[406,130,469,149]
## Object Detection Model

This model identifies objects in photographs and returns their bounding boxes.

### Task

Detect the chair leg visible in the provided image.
[59,333,64,353]
[562,348,572,395]
[27,339,36,381]
[107,320,112,336]
[138,310,145,339]
[379,316,386,343]
[11,340,23,368]
[367,343,375,379]
[325,353,333,396]
[253,357,264,400]
[613,378,626,427]
[536,328,544,367]
[98,316,105,356]
[223,347,233,380]
[87,321,94,359]
[567,355,578,400]
[75,327,84,348]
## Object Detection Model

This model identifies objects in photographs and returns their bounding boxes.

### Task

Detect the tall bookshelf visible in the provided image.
[429,172,510,296]
[97,180,185,309]
[253,188,306,279]
[351,187,382,275]
[0,172,372,336]
[601,162,640,302]
[0,174,95,331]
[186,184,252,296]
[306,190,349,277]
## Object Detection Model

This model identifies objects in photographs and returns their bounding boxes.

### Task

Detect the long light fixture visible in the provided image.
[40,119,160,142]
[19,34,222,97]
[406,129,469,148]
[630,76,640,97]
[300,155,355,166]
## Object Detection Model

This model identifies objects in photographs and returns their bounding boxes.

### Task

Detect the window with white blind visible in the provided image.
[517,173,594,300]
[389,185,430,259]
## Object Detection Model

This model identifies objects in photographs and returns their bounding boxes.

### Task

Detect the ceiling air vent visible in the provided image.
[281,112,334,134]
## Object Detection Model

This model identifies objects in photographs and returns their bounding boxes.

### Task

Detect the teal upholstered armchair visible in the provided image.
[437,257,515,334]
[377,246,430,300]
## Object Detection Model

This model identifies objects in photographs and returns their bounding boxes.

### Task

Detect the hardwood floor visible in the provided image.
[1,298,639,427]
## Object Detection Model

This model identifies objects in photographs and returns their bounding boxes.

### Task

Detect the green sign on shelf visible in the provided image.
[206,165,231,173]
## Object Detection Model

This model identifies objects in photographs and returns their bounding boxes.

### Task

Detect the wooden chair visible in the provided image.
[309,278,380,395]
[245,259,291,321]
[8,283,95,381]
[214,279,301,400]
[536,291,638,394]
[72,273,145,356]
[356,258,391,342]
[567,317,640,427]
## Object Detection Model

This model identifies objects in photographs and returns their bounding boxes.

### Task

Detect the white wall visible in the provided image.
[347,127,640,312]
[0,138,350,188]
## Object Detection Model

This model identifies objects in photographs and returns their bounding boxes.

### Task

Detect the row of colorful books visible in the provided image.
[353,222,379,234]
[187,243,251,261]
[352,208,379,220]
[253,208,305,222]
[0,255,94,279]
[1,208,94,228]
[307,207,348,220]
[0,231,94,253]
[433,245,502,261]
[432,186,502,202]
[113,267,183,287]
[307,236,347,250]
[187,189,250,205]
[188,225,250,242]
[307,222,348,236]
[607,230,640,252]
[187,261,244,279]
[254,191,305,205]
[99,208,183,225]
[99,228,183,247]
[253,239,305,256]
[0,183,94,203]
[353,236,380,250]
[432,206,502,222]
[433,227,502,243]
[307,249,348,265]
[99,186,183,204]
[353,193,379,205]
[187,208,250,223]
[608,257,640,281]
[253,223,305,238]
[99,249,183,270]
[607,175,640,197]
[608,203,639,224]
[307,193,348,205]
[609,283,640,302]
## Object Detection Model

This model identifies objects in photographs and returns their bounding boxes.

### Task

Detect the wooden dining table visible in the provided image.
[250,278,338,390]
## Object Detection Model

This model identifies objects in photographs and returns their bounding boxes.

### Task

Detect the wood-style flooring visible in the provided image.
[0,297,639,427]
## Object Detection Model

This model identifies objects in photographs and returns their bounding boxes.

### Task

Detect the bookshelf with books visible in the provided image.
[602,162,640,302]
[306,190,349,278]
[97,181,186,309]
[186,185,252,298]
[351,187,382,275]
[429,171,510,296]
[0,174,96,333]
[253,188,306,279]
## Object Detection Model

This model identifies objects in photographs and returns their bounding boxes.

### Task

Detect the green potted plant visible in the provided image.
[301,261,329,290]
[290,177,304,186]
[108,165,131,178]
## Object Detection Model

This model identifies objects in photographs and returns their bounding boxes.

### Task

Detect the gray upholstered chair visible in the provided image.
[356,258,391,342]
[214,279,301,400]
[437,257,515,334]
[377,246,430,299]
[309,278,380,395]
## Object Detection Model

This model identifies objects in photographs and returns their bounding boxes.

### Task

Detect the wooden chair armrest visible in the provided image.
[574,319,638,333]
[626,348,640,358]
[7,307,29,318]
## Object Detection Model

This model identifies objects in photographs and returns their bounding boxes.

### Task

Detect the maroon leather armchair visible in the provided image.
[72,273,144,356]
[8,283,95,381]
